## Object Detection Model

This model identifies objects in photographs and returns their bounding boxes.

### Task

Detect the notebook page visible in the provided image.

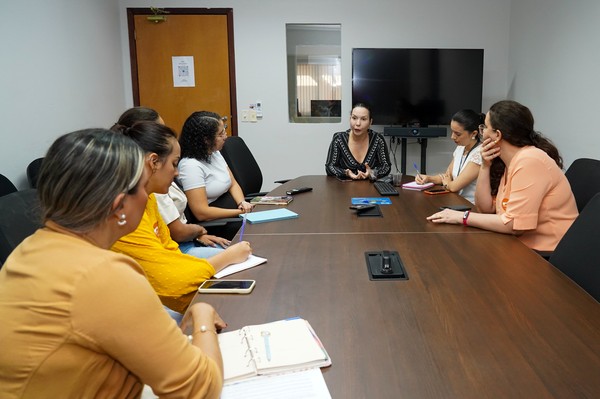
[245,318,329,373]
[218,328,257,382]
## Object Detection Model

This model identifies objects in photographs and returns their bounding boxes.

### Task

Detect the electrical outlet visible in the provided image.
[241,110,249,122]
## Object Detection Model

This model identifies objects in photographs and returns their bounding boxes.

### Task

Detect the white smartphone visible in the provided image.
[198,279,256,294]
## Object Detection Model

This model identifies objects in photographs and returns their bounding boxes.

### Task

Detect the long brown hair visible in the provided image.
[488,100,562,195]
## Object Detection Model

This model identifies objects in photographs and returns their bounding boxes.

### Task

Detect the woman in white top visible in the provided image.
[415,109,484,203]
[178,111,253,222]
[155,182,229,258]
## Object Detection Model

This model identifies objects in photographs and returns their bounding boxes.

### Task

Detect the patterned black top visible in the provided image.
[325,129,391,179]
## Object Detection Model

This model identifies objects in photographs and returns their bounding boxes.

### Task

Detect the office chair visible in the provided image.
[27,157,45,189]
[548,192,600,302]
[565,157,600,213]
[0,189,42,266]
[184,194,242,241]
[1,174,18,198]
[220,136,289,200]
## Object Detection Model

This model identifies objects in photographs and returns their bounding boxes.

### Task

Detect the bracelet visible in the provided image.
[188,325,217,340]
[462,210,471,226]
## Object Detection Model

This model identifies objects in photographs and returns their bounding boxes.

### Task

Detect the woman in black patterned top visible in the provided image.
[325,103,391,180]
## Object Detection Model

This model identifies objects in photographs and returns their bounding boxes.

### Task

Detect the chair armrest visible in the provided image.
[534,250,553,260]
[195,218,241,228]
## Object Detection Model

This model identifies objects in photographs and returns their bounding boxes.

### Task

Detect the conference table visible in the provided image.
[190,175,600,398]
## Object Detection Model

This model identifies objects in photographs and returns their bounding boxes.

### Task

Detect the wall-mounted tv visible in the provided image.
[352,48,484,128]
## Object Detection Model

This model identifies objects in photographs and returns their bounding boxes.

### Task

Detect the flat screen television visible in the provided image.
[352,48,484,128]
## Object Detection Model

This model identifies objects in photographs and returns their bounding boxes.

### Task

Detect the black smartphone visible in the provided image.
[286,187,313,195]
[439,205,472,211]
[349,204,375,211]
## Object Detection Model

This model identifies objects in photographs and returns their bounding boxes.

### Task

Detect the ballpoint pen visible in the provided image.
[261,331,272,361]
[239,213,247,242]
[413,162,422,179]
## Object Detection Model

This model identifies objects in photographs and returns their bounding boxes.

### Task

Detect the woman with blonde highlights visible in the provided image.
[0,129,225,398]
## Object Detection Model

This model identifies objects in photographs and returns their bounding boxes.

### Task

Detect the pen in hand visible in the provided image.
[238,213,247,242]
[413,162,422,180]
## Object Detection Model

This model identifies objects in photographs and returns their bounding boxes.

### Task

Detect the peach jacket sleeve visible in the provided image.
[72,254,222,398]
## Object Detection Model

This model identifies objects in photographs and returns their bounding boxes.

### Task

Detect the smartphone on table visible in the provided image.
[349,204,376,211]
[424,187,450,195]
[198,279,256,294]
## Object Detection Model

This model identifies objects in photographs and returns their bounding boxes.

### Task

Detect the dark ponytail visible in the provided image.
[111,121,175,160]
[451,109,485,142]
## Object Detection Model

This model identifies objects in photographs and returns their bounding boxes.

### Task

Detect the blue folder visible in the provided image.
[351,197,392,205]
[242,208,299,224]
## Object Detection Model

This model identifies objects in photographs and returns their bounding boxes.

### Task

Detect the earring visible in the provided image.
[117,214,127,226]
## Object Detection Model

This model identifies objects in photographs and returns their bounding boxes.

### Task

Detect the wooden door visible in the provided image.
[127,8,237,135]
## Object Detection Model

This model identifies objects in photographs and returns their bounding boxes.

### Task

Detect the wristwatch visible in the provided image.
[462,210,471,226]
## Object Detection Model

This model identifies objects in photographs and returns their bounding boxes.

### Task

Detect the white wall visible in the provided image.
[120,0,511,190]
[1,0,124,189]
[508,0,600,170]
[12,1,594,193]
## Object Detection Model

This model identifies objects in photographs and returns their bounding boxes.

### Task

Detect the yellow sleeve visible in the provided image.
[73,253,223,398]
[111,195,215,309]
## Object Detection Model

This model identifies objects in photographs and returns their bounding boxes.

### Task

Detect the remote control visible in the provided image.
[286,187,313,195]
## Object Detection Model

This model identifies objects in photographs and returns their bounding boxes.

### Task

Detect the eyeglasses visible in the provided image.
[477,124,487,139]
[217,124,228,137]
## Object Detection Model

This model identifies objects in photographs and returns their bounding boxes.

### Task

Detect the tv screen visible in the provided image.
[352,48,483,126]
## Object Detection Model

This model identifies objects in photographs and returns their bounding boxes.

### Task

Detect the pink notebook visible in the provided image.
[401,181,435,191]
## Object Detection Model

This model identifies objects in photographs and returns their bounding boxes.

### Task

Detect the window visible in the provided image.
[286,24,341,123]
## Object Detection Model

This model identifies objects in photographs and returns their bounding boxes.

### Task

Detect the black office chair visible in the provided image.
[0,189,43,266]
[184,192,243,241]
[220,136,289,200]
[565,158,600,213]
[1,174,18,198]
[548,192,600,302]
[27,157,45,189]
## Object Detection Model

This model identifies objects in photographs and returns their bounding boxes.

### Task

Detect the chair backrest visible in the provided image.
[565,158,600,213]
[0,174,18,198]
[27,157,45,189]
[549,192,600,302]
[0,189,43,265]
[220,137,263,195]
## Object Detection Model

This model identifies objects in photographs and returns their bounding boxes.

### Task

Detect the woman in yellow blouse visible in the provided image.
[111,121,252,313]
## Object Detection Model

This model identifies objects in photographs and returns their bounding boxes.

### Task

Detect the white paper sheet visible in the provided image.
[213,255,267,279]
[221,368,331,399]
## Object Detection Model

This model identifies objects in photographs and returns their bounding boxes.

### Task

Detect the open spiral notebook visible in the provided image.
[217,317,331,383]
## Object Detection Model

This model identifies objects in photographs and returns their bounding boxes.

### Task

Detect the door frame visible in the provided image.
[126,8,238,135]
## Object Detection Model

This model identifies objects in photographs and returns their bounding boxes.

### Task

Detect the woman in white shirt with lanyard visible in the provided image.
[415,109,484,203]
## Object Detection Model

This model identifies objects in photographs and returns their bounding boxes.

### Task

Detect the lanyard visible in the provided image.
[457,142,480,175]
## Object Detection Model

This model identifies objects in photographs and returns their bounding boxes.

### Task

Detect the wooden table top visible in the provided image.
[246,175,478,235]
[190,176,600,398]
